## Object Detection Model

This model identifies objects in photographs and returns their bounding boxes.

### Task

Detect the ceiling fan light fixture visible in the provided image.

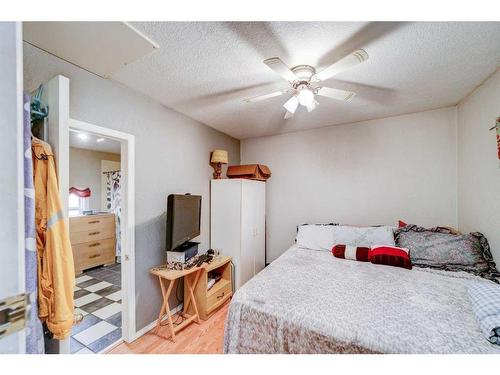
[297,87,314,106]
[245,48,367,115]
[306,99,319,113]
[283,95,299,114]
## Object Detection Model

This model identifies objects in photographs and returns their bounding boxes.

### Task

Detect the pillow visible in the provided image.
[332,244,370,262]
[397,219,461,235]
[394,224,500,282]
[296,223,338,251]
[331,225,395,248]
[369,245,412,270]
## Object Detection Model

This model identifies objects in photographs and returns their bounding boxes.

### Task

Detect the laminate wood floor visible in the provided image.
[107,301,229,354]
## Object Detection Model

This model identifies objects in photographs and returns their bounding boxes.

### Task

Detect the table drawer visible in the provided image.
[70,214,115,233]
[206,281,232,313]
[70,227,115,245]
[73,238,115,271]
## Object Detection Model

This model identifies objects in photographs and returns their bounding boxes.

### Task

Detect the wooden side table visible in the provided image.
[150,265,203,342]
[150,256,233,342]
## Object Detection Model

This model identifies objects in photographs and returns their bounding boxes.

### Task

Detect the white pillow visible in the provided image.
[296,224,336,251]
[331,225,395,247]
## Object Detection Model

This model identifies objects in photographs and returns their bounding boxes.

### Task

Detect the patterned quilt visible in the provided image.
[223,246,500,354]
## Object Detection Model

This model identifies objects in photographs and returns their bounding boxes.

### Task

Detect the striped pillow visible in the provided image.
[369,245,412,270]
[332,244,370,262]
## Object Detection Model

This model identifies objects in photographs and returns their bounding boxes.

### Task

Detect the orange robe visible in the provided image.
[32,137,75,339]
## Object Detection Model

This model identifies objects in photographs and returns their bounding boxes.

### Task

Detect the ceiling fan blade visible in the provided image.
[306,99,319,113]
[264,57,299,83]
[244,90,285,103]
[317,87,356,101]
[284,111,294,120]
[283,95,299,114]
[312,49,369,82]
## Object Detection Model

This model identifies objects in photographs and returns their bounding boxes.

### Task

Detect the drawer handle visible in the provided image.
[88,254,100,259]
[88,231,100,236]
[217,292,225,300]
[88,242,101,248]
[88,220,100,224]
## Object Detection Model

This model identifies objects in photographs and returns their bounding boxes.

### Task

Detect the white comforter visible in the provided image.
[224,245,500,354]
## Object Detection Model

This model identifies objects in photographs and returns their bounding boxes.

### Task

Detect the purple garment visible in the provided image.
[24,93,44,354]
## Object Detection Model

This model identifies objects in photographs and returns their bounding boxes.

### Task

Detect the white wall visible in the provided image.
[24,43,240,331]
[69,147,120,211]
[242,107,458,261]
[457,70,500,263]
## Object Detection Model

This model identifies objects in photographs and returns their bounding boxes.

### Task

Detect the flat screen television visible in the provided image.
[165,194,201,251]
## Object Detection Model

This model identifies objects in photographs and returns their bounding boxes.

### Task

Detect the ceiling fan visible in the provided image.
[244,49,369,119]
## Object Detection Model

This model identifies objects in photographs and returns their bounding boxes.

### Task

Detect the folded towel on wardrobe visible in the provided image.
[468,281,500,345]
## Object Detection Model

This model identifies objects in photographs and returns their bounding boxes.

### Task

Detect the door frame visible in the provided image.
[68,119,136,343]
[0,21,25,354]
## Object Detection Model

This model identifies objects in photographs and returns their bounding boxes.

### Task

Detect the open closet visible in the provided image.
[24,75,135,354]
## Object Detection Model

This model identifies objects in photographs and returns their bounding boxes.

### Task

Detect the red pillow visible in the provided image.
[369,245,412,270]
[332,244,370,262]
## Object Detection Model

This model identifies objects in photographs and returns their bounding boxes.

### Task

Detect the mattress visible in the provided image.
[223,245,500,354]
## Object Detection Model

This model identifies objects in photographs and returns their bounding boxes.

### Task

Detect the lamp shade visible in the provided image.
[211,149,228,164]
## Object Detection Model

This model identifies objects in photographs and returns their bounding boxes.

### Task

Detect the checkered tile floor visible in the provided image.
[71,263,122,354]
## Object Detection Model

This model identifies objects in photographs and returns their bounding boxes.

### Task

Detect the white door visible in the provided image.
[253,182,266,274]
[241,180,266,284]
[240,181,256,288]
[0,22,26,354]
[243,180,265,275]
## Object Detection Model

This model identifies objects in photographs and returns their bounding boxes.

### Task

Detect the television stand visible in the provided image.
[184,256,232,320]
[149,256,232,342]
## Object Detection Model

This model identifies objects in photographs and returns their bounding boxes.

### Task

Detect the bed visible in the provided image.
[223,245,500,354]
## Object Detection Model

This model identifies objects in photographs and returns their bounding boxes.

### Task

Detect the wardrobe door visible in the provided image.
[240,181,259,287]
[241,180,266,277]
[253,181,266,274]
[211,179,242,269]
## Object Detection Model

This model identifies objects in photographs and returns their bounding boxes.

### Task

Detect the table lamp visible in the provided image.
[210,149,228,179]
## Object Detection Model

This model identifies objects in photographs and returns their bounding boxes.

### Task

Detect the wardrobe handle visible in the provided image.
[88,242,101,248]
[88,231,100,236]
[217,292,225,300]
[88,254,100,260]
[88,220,100,224]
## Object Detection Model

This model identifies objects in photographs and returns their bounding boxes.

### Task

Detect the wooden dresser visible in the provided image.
[69,213,116,275]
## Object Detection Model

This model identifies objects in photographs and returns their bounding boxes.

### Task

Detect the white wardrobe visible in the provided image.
[210,179,265,290]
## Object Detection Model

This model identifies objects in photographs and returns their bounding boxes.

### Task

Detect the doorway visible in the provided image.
[67,119,135,353]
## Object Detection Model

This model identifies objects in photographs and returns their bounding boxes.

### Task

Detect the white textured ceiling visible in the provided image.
[69,130,121,154]
[111,22,500,139]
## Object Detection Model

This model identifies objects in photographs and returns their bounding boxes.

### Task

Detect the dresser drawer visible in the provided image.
[73,238,115,272]
[206,280,232,314]
[70,227,115,245]
[70,214,115,233]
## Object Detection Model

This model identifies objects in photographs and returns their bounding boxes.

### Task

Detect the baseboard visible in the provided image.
[101,338,124,354]
[133,303,183,341]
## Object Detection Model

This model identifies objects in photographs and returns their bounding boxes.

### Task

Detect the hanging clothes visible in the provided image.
[24,94,44,354]
[32,137,75,340]
[105,170,122,258]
